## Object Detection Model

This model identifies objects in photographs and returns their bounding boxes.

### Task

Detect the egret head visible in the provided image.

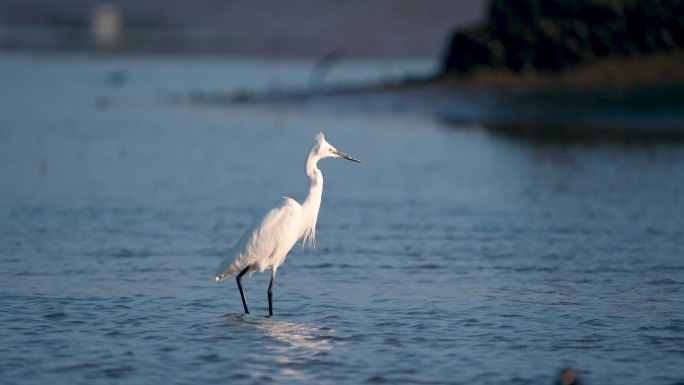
[310,132,361,162]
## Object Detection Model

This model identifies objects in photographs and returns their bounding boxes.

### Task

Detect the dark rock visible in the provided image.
[442,0,684,74]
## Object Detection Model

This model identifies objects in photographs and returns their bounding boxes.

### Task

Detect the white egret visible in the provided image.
[215,132,361,316]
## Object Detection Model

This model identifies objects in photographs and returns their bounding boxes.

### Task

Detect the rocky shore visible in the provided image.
[441,0,684,90]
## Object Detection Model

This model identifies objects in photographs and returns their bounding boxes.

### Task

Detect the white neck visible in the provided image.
[301,152,323,247]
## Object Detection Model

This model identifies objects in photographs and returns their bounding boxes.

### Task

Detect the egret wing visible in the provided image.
[215,198,302,281]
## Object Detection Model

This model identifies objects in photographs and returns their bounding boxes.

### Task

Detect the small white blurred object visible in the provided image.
[91,4,122,51]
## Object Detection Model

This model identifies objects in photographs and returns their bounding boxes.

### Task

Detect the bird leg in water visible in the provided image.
[236,267,250,314]
[268,270,276,317]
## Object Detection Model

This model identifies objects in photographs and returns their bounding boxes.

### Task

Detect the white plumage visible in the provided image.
[215,197,302,281]
[215,132,360,316]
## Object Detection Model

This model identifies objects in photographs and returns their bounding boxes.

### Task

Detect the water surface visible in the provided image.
[1,53,683,385]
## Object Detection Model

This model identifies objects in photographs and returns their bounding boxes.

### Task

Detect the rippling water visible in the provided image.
[1,53,683,385]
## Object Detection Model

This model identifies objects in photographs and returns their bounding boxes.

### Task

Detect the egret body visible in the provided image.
[215,133,360,316]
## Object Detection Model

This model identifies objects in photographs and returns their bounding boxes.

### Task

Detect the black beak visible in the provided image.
[333,150,361,163]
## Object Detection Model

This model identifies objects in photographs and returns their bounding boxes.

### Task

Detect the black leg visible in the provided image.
[236,266,250,314]
[267,270,276,317]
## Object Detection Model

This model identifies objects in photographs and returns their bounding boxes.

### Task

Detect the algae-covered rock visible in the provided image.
[443,0,684,74]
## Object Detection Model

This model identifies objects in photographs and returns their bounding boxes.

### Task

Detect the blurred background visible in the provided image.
[1,1,683,385]
[0,0,486,57]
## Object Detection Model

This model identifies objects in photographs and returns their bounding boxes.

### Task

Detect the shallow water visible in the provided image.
[1,53,683,385]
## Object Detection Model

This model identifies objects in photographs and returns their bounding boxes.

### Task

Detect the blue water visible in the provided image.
[1,53,683,385]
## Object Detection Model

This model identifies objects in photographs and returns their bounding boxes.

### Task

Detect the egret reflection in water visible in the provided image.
[221,313,337,353]
[218,313,338,381]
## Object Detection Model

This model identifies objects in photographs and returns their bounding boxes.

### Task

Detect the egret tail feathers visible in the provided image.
[215,261,240,282]
[215,271,230,282]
